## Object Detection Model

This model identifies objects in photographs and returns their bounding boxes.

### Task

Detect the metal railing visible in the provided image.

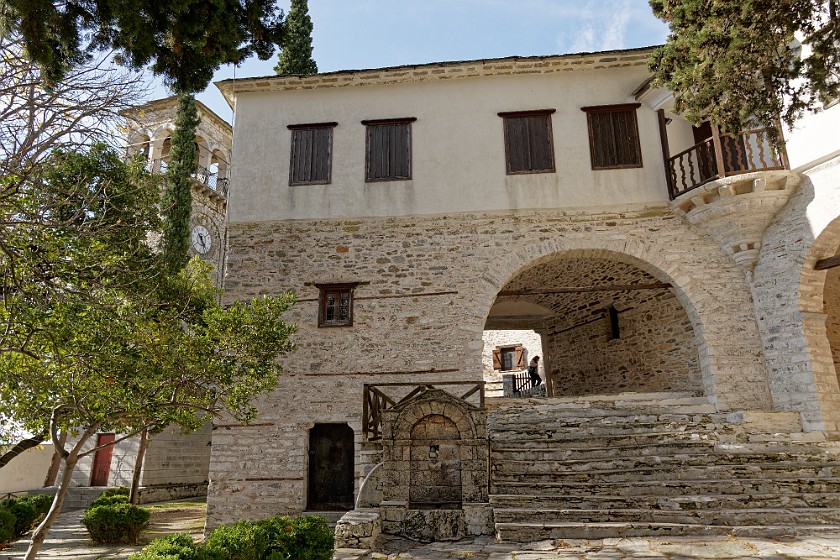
[362,381,485,441]
[667,128,788,199]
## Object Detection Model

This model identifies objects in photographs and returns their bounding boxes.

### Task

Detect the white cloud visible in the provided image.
[559,0,635,53]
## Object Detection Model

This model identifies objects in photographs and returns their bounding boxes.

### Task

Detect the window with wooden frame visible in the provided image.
[288,122,337,185]
[498,109,556,174]
[362,118,415,181]
[492,345,525,371]
[317,283,357,327]
[582,104,643,169]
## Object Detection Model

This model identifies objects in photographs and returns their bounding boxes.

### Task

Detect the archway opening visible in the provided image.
[485,253,703,398]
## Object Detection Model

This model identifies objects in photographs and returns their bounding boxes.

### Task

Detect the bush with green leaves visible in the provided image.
[0,494,53,538]
[88,487,130,509]
[82,502,150,544]
[130,515,334,560]
[128,533,215,560]
[0,507,15,544]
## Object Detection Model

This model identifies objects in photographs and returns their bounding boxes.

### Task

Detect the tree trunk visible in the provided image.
[25,431,90,560]
[0,431,48,470]
[42,431,67,487]
[129,428,148,504]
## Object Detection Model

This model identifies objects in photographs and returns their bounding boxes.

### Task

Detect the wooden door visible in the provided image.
[307,424,354,511]
[90,433,115,486]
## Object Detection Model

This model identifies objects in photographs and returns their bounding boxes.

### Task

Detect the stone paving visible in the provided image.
[4,509,840,559]
[337,533,840,560]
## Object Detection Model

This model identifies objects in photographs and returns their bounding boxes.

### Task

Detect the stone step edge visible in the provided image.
[489,492,840,502]
[491,456,840,468]
[493,521,840,533]
[490,477,840,489]
[492,506,840,515]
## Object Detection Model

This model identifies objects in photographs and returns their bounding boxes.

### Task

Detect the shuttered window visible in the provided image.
[363,118,415,181]
[493,345,525,371]
[582,104,643,169]
[288,122,337,185]
[317,283,357,327]
[499,110,556,174]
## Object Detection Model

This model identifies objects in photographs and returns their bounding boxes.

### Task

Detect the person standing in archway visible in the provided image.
[528,355,541,387]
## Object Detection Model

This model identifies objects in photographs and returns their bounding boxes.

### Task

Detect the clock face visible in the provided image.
[191,225,212,254]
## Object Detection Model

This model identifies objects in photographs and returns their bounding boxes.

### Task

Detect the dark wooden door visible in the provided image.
[90,433,115,486]
[307,424,354,511]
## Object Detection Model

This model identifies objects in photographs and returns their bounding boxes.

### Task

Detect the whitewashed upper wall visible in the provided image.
[225,60,671,223]
[785,101,840,172]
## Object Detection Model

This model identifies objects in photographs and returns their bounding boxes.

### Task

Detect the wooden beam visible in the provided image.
[815,255,840,271]
[497,282,671,296]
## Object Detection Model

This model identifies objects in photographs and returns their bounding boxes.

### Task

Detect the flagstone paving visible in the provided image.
[4,507,840,559]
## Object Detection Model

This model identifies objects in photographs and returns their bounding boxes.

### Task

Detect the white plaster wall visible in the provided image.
[785,102,840,172]
[0,444,52,494]
[228,66,670,223]
[481,330,544,383]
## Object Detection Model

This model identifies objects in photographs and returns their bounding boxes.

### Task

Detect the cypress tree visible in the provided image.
[160,94,200,273]
[275,0,318,75]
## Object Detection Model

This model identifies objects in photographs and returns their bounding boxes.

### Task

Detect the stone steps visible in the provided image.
[489,492,840,510]
[492,506,840,525]
[493,521,840,541]
[486,391,840,541]
[490,477,840,497]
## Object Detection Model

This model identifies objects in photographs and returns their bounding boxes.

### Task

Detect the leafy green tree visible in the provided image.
[1,0,285,93]
[275,0,318,75]
[649,0,839,139]
[161,95,200,274]
[0,147,296,559]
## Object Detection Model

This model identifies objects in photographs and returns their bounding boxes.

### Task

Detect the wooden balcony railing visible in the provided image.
[362,381,485,441]
[667,127,788,199]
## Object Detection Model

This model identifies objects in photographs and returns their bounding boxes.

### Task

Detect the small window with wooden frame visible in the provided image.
[492,345,525,371]
[498,109,556,174]
[362,118,415,182]
[581,104,643,170]
[317,283,357,327]
[288,122,337,185]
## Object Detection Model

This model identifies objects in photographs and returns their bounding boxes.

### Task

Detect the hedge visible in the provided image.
[129,515,334,560]
[82,502,150,544]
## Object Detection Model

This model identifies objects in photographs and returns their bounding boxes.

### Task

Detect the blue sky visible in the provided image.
[155,1,670,121]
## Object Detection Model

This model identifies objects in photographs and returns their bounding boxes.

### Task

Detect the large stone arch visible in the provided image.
[473,235,770,412]
[752,158,840,433]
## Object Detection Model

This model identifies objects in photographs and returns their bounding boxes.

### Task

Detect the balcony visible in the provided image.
[146,158,229,198]
[667,128,788,200]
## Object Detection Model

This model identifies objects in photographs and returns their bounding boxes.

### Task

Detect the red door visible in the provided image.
[90,433,115,486]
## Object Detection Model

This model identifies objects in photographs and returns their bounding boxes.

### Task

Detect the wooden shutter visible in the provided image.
[515,346,525,369]
[289,125,334,185]
[364,119,414,181]
[500,110,555,174]
[492,348,502,370]
[583,104,642,169]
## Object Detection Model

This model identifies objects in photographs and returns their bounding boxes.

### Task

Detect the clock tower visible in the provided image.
[121,97,232,287]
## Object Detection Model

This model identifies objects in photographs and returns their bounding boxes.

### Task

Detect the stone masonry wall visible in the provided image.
[753,157,840,432]
[825,267,840,386]
[550,291,702,396]
[206,206,770,528]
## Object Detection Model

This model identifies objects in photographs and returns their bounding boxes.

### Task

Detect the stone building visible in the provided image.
[208,46,840,539]
[62,97,231,504]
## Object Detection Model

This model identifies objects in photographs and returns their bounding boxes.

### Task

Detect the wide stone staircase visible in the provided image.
[487,392,840,541]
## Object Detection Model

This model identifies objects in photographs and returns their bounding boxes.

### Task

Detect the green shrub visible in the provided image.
[25,493,54,518]
[0,507,15,544]
[90,495,130,507]
[128,533,217,560]
[82,503,150,544]
[89,487,130,508]
[205,519,270,560]
[0,497,38,537]
[261,515,334,560]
